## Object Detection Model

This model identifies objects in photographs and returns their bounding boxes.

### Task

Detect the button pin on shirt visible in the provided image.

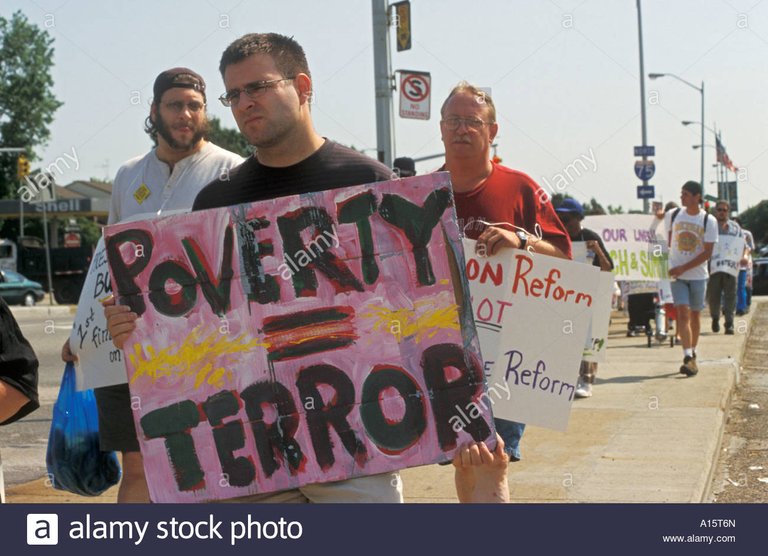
[133,183,151,204]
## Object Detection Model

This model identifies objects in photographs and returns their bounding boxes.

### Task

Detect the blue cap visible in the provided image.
[555,198,584,216]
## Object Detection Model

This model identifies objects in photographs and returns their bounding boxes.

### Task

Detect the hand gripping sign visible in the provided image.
[104,173,494,502]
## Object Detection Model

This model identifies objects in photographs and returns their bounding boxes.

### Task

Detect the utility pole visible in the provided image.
[372,0,394,167]
[636,0,650,214]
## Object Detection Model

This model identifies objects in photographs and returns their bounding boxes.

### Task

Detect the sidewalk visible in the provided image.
[401,302,759,503]
[5,301,759,504]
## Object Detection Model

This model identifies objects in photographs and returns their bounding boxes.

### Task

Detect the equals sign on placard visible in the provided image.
[262,306,357,362]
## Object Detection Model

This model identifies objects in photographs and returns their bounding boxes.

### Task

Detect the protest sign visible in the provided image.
[463,240,599,430]
[582,272,614,363]
[583,215,668,281]
[104,173,493,502]
[710,234,745,278]
[570,241,592,265]
[69,211,189,391]
[69,238,123,390]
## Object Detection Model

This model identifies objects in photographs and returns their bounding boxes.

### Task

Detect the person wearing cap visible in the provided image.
[64,67,243,503]
[657,181,718,377]
[555,198,613,398]
[393,156,416,178]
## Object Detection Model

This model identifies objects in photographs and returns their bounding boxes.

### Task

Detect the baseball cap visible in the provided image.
[681,180,702,196]
[554,198,584,216]
[153,67,206,102]
[393,157,416,177]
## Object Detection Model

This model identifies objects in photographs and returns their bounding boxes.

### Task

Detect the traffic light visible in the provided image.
[17,155,31,179]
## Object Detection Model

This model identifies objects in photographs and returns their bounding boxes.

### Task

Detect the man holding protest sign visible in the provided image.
[65,67,244,503]
[438,81,571,462]
[107,34,410,503]
[707,200,745,335]
[659,181,718,377]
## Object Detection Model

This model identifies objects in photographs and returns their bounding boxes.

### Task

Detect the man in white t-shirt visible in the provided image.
[658,181,718,377]
[62,67,244,503]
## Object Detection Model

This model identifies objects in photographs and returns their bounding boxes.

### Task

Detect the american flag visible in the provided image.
[716,135,738,172]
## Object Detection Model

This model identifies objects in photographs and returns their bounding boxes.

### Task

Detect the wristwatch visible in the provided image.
[515,230,528,250]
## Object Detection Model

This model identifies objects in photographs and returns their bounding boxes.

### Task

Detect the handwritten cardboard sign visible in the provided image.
[463,241,599,430]
[710,234,745,278]
[582,272,614,363]
[69,237,124,390]
[104,173,493,502]
[583,215,668,281]
[69,210,189,391]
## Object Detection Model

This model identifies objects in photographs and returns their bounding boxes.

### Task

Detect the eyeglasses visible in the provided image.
[162,100,205,113]
[219,77,296,107]
[715,207,729,212]
[441,117,492,131]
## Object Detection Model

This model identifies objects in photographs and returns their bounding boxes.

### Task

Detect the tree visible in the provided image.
[0,10,63,239]
[206,115,253,158]
[583,197,606,216]
[738,200,768,246]
[0,11,63,198]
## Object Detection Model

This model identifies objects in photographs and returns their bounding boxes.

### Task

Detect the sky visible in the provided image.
[2,0,767,213]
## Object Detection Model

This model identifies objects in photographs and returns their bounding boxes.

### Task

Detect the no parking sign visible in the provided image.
[399,70,431,120]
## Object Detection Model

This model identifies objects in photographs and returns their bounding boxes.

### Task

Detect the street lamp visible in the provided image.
[648,73,705,198]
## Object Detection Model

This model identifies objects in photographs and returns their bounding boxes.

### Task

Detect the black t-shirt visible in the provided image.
[193,140,393,210]
[0,297,39,425]
[576,227,614,269]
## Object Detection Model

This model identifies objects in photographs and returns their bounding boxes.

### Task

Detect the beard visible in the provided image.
[155,112,209,151]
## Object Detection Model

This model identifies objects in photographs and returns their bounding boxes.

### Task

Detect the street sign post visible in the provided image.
[637,185,655,199]
[399,70,431,120]
[634,160,655,180]
[634,145,655,157]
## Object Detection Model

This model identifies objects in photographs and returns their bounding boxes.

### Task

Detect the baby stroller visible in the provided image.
[627,292,669,347]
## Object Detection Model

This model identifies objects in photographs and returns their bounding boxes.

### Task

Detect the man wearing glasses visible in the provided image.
[707,200,744,335]
[659,181,718,377]
[66,67,243,503]
[192,34,392,209]
[108,34,402,503]
[438,82,571,465]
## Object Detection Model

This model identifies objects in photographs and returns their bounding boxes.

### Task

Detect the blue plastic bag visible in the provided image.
[46,362,121,496]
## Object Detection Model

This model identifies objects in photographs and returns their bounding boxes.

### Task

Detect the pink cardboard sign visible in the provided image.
[104,173,493,502]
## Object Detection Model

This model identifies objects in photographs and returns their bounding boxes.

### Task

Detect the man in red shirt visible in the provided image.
[440,81,571,465]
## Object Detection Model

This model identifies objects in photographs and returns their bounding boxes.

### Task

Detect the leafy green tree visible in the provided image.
[738,200,768,246]
[206,115,252,158]
[0,11,63,199]
[0,10,63,241]
[583,197,606,216]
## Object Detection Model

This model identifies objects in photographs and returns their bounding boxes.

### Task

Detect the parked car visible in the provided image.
[753,258,768,296]
[0,269,45,306]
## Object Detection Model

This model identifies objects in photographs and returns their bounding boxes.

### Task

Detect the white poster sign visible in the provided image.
[464,240,599,430]
[710,235,745,278]
[69,237,126,390]
[583,215,668,281]
[583,272,614,363]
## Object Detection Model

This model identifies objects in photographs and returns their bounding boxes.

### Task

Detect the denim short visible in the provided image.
[494,418,525,462]
[670,279,707,312]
